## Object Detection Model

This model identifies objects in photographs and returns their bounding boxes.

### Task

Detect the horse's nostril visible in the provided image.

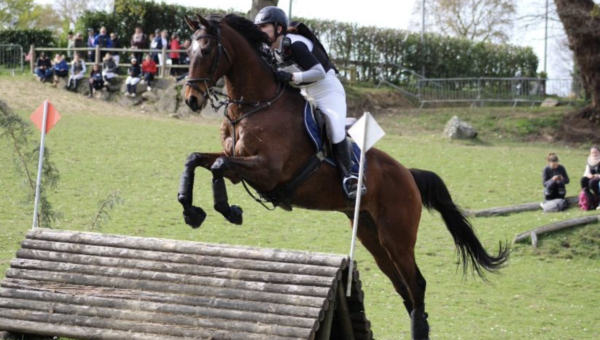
[186,96,199,111]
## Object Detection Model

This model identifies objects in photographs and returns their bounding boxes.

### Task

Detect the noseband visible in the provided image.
[186,25,232,102]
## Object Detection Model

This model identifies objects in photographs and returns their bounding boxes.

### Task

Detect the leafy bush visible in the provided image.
[0,29,56,51]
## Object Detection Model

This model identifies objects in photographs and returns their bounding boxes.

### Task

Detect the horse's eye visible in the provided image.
[200,46,212,56]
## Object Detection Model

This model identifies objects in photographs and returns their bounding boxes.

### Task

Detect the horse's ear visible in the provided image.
[184,15,200,31]
[195,14,211,29]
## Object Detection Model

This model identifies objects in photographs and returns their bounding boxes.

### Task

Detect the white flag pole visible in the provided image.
[346,112,370,297]
[32,100,49,230]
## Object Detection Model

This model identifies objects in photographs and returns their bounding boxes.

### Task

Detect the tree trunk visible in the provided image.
[555,0,600,123]
[248,0,279,20]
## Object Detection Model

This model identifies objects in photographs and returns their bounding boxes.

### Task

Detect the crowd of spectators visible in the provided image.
[33,26,191,99]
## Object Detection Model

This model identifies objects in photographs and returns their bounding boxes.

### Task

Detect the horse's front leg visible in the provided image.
[177,152,241,228]
[210,155,279,225]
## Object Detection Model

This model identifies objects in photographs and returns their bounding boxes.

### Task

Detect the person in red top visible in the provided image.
[141,54,158,91]
[169,33,181,76]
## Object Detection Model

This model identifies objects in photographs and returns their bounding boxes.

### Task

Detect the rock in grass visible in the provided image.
[443,116,477,140]
[541,98,560,107]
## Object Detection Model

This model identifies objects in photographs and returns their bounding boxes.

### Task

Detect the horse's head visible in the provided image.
[183,14,232,112]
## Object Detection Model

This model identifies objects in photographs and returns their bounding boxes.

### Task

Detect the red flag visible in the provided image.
[30,101,61,134]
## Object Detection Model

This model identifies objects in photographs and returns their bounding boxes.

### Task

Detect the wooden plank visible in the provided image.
[513,215,600,244]
[5,269,327,308]
[0,297,314,339]
[20,239,341,279]
[467,196,579,217]
[0,288,317,330]
[10,258,332,299]
[0,321,187,340]
[16,249,335,288]
[1,279,326,320]
[28,229,347,268]
[0,309,307,340]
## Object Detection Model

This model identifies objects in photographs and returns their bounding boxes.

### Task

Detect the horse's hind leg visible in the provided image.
[376,211,429,340]
[352,212,415,316]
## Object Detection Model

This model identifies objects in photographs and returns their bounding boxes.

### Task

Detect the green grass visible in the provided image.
[1,76,599,339]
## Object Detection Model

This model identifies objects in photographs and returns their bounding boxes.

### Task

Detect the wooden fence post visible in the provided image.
[95,45,100,66]
[29,45,35,74]
[161,47,167,78]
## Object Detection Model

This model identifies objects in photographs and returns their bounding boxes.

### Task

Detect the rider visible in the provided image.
[255,6,364,199]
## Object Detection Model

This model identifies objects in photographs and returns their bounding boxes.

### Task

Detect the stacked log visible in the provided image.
[0,228,371,340]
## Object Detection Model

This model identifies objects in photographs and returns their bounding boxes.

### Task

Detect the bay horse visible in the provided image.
[177,13,509,340]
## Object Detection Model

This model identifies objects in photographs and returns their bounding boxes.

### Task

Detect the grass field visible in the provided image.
[1,75,599,339]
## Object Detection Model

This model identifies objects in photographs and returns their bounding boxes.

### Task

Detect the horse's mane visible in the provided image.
[213,14,271,52]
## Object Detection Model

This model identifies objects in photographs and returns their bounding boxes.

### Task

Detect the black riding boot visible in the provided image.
[333,138,366,199]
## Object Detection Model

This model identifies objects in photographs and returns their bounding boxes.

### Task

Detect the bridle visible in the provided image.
[186,24,232,102]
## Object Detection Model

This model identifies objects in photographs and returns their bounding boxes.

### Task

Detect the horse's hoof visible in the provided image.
[226,205,243,225]
[183,206,207,229]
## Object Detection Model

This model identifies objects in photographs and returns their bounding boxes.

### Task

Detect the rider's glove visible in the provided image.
[276,70,294,83]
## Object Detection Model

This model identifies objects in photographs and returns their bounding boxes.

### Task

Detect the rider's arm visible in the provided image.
[290,41,326,84]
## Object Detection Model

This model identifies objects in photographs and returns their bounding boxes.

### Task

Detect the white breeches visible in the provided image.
[102,71,116,79]
[126,76,141,85]
[69,73,84,81]
[301,69,347,144]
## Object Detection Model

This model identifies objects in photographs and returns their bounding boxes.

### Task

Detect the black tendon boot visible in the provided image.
[333,138,366,199]
[411,305,430,340]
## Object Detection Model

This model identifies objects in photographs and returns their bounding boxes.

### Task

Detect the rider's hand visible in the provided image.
[276,71,294,83]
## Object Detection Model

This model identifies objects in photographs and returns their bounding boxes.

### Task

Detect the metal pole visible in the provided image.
[544,0,548,74]
[421,0,426,78]
[346,112,370,297]
[288,0,293,21]
[32,100,49,230]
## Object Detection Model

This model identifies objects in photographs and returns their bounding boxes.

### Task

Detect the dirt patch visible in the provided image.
[556,108,600,144]
[346,88,414,117]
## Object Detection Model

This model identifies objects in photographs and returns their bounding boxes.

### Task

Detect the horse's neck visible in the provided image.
[224,39,278,111]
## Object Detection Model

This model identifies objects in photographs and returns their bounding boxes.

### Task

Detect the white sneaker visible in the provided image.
[124,92,130,97]
[131,93,136,98]
[147,86,152,91]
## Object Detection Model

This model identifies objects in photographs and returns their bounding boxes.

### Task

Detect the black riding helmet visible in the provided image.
[254,6,288,38]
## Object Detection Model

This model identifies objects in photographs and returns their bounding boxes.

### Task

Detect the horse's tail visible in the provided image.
[409,168,509,278]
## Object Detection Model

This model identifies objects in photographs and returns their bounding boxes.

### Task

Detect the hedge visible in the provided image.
[71,0,538,83]
[0,29,56,52]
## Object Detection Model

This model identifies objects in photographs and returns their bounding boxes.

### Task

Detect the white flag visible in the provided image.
[348,112,385,151]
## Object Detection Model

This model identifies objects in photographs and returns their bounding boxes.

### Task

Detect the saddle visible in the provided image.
[257,102,362,210]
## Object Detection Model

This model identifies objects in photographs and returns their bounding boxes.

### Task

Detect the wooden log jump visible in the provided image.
[467,196,579,218]
[0,229,374,340]
[513,214,600,247]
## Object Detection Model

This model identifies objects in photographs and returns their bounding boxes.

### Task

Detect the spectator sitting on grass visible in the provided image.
[35,53,52,82]
[101,53,118,88]
[542,153,570,201]
[51,54,69,87]
[67,54,86,91]
[124,57,142,97]
[141,54,157,91]
[88,64,104,98]
[581,145,600,209]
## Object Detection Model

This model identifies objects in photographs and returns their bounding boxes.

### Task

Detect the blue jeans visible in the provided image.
[35,68,53,80]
